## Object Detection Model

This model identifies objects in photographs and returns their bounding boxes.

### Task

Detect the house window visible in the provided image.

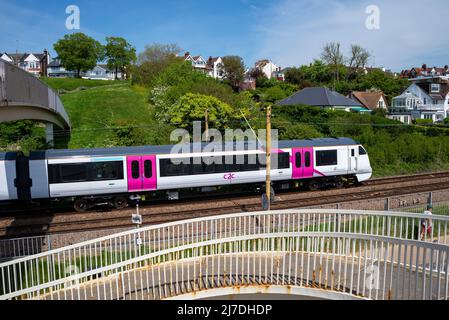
[431,84,440,93]
[424,114,433,120]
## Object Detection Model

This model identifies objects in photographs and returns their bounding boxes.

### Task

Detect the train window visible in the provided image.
[144,160,152,179]
[60,164,87,182]
[305,152,311,168]
[90,162,123,181]
[359,146,367,155]
[316,150,338,167]
[131,161,140,179]
[274,152,291,170]
[295,153,301,168]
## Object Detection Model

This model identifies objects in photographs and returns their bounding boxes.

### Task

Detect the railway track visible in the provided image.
[1,171,449,239]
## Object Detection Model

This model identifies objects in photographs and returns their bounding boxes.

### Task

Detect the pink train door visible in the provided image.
[127,155,157,192]
[292,148,314,179]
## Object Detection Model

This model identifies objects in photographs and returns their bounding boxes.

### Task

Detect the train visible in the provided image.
[0,138,372,212]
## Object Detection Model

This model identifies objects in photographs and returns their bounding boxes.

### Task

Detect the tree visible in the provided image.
[168,93,235,131]
[284,67,303,85]
[105,37,137,80]
[347,44,371,80]
[132,43,183,86]
[321,42,344,83]
[222,56,246,92]
[137,43,182,64]
[54,33,104,78]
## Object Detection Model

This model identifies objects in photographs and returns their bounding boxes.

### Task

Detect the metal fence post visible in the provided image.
[428,192,433,206]
[385,198,390,211]
[47,235,52,252]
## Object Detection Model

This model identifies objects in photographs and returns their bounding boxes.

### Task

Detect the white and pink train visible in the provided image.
[0,138,372,212]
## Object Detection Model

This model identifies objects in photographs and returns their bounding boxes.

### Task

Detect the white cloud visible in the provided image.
[254,0,449,70]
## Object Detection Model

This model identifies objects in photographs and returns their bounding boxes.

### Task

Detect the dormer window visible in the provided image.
[431,84,440,93]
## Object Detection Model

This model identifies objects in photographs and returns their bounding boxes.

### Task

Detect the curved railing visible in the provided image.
[0,209,448,300]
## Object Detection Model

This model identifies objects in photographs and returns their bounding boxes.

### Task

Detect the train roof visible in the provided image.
[0,152,21,161]
[29,138,359,160]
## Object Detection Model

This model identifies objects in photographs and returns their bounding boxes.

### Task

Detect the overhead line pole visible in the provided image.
[266,104,272,211]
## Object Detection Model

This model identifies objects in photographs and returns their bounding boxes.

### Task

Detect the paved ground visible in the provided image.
[37,251,449,301]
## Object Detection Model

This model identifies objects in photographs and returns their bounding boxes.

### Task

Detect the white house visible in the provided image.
[184,52,208,72]
[184,52,224,80]
[388,76,449,124]
[82,65,123,81]
[47,59,76,78]
[1,51,50,77]
[206,56,224,80]
[254,59,282,79]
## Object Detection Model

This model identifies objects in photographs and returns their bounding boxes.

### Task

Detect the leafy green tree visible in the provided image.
[284,67,303,85]
[105,37,137,80]
[263,86,289,103]
[222,56,246,92]
[168,93,235,130]
[54,33,105,78]
[356,70,409,103]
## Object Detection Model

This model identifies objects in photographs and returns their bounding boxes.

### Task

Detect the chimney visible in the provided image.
[422,64,427,70]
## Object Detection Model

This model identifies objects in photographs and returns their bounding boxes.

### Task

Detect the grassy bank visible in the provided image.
[58,82,173,148]
[41,78,128,92]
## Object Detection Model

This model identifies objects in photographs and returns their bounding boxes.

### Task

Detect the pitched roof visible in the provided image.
[48,59,62,67]
[277,87,363,107]
[350,91,387,110]
[2,53,46,63]
[416,82,449,100]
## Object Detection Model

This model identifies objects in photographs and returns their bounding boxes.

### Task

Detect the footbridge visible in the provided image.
[0,60,71,143]
[1,209,448,300]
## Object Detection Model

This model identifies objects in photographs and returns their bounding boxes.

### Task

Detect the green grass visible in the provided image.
[41,78,127,92]
[59,82,171,148]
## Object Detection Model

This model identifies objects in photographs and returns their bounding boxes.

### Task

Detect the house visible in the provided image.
[183,52,224,80]
[47,59,76,78]
[348,91,389,111]
[388,76,449,124]
[254,59,282,80]
[206,56,224,80]
[277,87,364,112]
[240,77,257,91]
[401,64,449,79]
[82,65,123,80]
[0,50,50,77]
[184,52,209,73]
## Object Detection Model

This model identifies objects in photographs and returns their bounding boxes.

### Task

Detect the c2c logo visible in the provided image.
[224,173,236,181]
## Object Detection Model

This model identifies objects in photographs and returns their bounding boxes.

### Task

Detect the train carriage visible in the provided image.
[1,138,372,212]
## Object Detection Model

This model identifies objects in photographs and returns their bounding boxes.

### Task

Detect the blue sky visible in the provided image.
[1,0,448,71]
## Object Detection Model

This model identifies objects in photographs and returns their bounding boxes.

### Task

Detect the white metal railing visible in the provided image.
[0,209,449,300]
[1,194,447,262]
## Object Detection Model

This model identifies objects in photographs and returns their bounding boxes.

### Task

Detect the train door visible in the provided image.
[292,148,314,179]
[349,147,358,173]
[127,155,157,192]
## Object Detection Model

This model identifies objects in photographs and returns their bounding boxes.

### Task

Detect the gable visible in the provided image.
[24,54,39,62]
[1,54,13,62]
